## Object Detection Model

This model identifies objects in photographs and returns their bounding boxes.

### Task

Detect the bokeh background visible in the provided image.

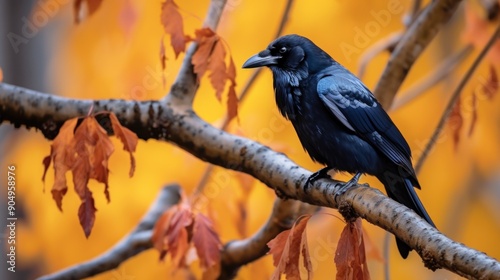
[1,0,500,279]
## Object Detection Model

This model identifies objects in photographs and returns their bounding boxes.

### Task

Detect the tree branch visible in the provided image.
[2,83,500,279]
[373,0,463,107]
[390,45,473,111]
[37,184,182,280]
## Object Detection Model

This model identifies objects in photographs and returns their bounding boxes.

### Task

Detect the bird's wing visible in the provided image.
[317,71,414,173]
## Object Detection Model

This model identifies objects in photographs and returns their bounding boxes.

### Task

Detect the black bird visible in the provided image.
[242,34,435,258]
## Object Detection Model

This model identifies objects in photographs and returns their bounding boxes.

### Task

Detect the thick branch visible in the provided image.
[37,184,181,280]
[373,0,463,107]
[2,84,500,279]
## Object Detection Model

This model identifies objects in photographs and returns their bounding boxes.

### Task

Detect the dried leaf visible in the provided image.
[268,215,312,280]
[192,28,239,120]
[208,39,227,101]
[192,28,218,79]
[74,0,103,23]
[483,65,499,99]
[152,198,194,268]
[43,118,79,211]
[73,117,114,202]
[109,113,138,177]
[468,91,478,137]
[334,218,371,280]
[301,219,313,280]
[0,67,3,82]
[41,114,136,237]
[448,97,463,151]
[78,189,97,238]
[192,213,222,270]
[161,0,188,58]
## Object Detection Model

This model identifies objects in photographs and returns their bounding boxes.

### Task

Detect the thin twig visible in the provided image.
[192,0,295,198]
[391,45,473,111]
[415,24,500,174]
[38,185,181,280]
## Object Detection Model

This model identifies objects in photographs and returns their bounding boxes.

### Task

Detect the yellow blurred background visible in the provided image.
[2,0,500,279]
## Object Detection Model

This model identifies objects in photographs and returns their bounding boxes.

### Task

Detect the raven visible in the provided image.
[243,34,435,258]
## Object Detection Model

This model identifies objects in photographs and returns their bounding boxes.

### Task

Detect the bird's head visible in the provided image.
[242,34,334,75]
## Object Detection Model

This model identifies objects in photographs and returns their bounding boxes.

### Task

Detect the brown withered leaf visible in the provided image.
[74,0,103,23]
[161,0,188,58]
[109,113,138,177]
[483,65,499,99]
[78,189,97,238]
[192,28,239,121]
[208,38,227,101]
[152,199,193,268]
[334,218,371,280]
[42,113,137,238]
[468,91,478,137]
[73,116,114,202]
[268,215,312,280]
[192,213,223,270]
[42,118,79,211]
[192,28,218,79]
[448,97,463,151]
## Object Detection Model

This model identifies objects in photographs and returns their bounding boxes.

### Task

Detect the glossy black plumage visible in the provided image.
[243,34,435,258]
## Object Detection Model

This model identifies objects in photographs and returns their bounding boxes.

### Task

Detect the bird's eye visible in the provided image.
[279,47,287,54]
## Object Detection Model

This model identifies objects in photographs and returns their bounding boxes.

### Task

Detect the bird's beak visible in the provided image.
[242,52,281,68]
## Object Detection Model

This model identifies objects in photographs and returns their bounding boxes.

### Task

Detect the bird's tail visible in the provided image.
[377,175,435,258]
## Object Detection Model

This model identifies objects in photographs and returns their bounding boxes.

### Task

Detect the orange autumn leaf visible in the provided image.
[192,213,222,270]
[192,28,218,79]
[160,0,188,58]
[192,28,239,121]
[42,118,79,210]
[73,116,114,201]
[448,97,463,151]
[483,65,499,100]
[468,90,478,137]
[152,196,223,276]
[334,218,371,280]
[42,114,138,237]
[0,67,3,82]
[74,0,103,23]
[268,215,312,280]
[109,113,138,177]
